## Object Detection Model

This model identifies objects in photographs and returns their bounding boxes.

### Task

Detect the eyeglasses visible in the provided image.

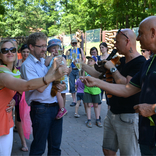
[117,29,129,40]
[72,43,77,45]
[1,47,16,54]
[34,45,47,49]
[141,50,145,53]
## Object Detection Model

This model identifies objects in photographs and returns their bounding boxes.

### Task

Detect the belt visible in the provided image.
[31,101,58,107]
[72,68,78,70]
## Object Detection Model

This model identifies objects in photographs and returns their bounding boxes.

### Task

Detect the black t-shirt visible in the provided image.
[130,56,156,147]
[110,55,146,114]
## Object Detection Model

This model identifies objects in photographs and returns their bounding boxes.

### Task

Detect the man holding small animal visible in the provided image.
[82,28,145,156]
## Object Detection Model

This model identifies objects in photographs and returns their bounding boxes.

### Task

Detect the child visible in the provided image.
[83,56,102,128]
[45,39,68,119]
[74,78,85,118]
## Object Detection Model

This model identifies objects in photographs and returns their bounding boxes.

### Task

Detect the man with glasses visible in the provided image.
[82,29,145,156]
[20,32,66,156]
[67,38,85,106]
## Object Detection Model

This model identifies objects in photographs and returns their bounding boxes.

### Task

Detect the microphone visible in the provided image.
[94,49,118,79]
[106,49,117,61]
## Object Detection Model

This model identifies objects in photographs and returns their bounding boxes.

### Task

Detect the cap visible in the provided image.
[71,38,77,43]
[47,39,61,51]
[86,55,97,62]
[21,44,28,51]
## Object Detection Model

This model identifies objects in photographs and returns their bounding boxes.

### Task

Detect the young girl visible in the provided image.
[74,78,85,118]
[46,39,68,119]
[83,56,102,128]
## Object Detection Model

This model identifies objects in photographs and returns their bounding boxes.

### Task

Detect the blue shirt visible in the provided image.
[69,48,81,68]
[20,54,57,105]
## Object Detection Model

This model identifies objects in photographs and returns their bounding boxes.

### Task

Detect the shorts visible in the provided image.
[61,88,69,94]
[83,92,101,103]
[103,110,139,155]
[77,93,84,101]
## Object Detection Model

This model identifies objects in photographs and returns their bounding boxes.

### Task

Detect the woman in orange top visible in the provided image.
[0,39,67,156]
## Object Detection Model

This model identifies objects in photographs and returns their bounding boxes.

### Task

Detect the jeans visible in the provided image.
[29,103,63,156]
[69,69,79,93]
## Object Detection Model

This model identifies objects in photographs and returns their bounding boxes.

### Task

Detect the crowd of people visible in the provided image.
[0,15,156,156]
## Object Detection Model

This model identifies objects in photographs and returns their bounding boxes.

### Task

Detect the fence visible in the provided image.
[85,28,101,56]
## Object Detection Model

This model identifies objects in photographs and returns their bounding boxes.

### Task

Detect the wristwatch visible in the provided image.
[110,67,117,73]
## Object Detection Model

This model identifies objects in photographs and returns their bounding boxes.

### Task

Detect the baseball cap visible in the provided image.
[86,55,97,62]
[71,38,77,43]
[47,39,61,51]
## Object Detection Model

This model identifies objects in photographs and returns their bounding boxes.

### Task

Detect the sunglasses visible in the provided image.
[117,29,129,40]
[1,47,16,54]
[141,50,145,53]
[72,42,77,45]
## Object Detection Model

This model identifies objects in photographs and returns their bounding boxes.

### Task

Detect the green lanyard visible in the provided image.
[146,54,156,126]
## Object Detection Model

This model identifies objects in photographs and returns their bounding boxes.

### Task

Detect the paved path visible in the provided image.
[11,93,140,156]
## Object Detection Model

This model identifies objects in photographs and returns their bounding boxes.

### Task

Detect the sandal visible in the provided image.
[21,146,28,152]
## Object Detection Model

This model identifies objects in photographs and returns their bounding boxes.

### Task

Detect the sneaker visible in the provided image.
[56,108,68,119]
[96,120,103,128]
[74,113,80,118]
[99,116,101,122]
[70,102,76,107]
[86,120,92,128]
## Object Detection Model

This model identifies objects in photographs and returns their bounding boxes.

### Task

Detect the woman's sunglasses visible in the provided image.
[72,42,77,45]
[1,47,16,54]
[141,50,145,53]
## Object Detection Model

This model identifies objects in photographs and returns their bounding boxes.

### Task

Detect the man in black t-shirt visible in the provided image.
[101,29,145,156]
[81,29,145,155]
[82,16,156,156]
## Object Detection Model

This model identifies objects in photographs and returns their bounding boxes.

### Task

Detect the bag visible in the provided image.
[19,92,32,139]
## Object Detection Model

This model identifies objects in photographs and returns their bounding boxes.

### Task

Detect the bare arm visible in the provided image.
[112,70,132,84]
[81,62,101,78]
[0,65,67,92]
[104,60,130,84]
[45,54,54,67]
[81,76,141,98]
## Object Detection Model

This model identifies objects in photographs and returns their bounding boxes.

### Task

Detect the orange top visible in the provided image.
[0,87,16,136]
[17,53,22,60]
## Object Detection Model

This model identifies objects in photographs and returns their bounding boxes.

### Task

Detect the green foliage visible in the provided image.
[0,0,156,37]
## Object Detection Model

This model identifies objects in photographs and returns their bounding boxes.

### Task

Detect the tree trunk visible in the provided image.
[126,15,129,28]
[69,23,72,39]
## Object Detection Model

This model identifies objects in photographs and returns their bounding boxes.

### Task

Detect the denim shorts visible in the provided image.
[69,69,79,93]
[77,93,84,101]
[102,110,139,155]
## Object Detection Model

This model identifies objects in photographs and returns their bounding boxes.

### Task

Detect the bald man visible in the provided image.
[82,16,156,156]
[82,29,145,155]
[102,29,145,156]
